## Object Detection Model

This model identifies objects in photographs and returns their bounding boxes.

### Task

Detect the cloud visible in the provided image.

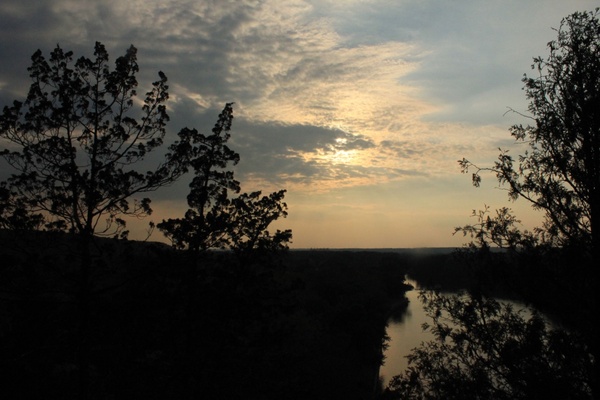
[0,0,518,195]
[228,118,381,191]
[1,0,595,240]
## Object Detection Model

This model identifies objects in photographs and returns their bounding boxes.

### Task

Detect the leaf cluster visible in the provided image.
[453,205,540,250]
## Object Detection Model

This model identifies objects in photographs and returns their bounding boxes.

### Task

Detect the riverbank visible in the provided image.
[283,250,412,399]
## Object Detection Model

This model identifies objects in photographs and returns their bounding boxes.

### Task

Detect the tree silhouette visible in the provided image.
[157,103,291,257]
[154,104,291,397]
[0,42,292,400]
[0,42,189,238]
[0,42,189,399]
[458,9,600,393]
[386,9,600,398]
[459,9,600,256]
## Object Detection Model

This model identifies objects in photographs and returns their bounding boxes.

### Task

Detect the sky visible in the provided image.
[0,0,597,248]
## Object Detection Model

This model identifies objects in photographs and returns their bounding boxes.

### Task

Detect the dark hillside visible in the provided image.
[0,233,411,399]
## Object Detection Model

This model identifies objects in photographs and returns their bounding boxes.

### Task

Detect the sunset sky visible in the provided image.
[0,0,597,248]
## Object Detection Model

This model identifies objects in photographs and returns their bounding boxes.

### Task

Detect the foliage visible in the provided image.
[158,103,291,256]
[0,42,187,239]
[226,189,291,256]
[0,185,44,230]
[454,206,540,251]
[383,291,593,400]
[459,9,600,252]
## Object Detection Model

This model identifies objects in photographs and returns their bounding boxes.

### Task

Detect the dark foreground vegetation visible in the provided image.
[0,232,412,400]
[1,238,595,399]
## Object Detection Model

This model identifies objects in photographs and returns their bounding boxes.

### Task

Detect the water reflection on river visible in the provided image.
[380,278,538,385]
[379,278,430,384]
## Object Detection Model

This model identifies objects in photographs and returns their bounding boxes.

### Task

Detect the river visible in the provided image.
[379,278,537,385]
[379,278,431,384]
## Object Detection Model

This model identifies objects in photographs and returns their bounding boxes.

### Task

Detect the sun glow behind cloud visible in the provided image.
[1,0,597,247]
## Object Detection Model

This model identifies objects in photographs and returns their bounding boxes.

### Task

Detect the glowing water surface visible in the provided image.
[379,279,432,384]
